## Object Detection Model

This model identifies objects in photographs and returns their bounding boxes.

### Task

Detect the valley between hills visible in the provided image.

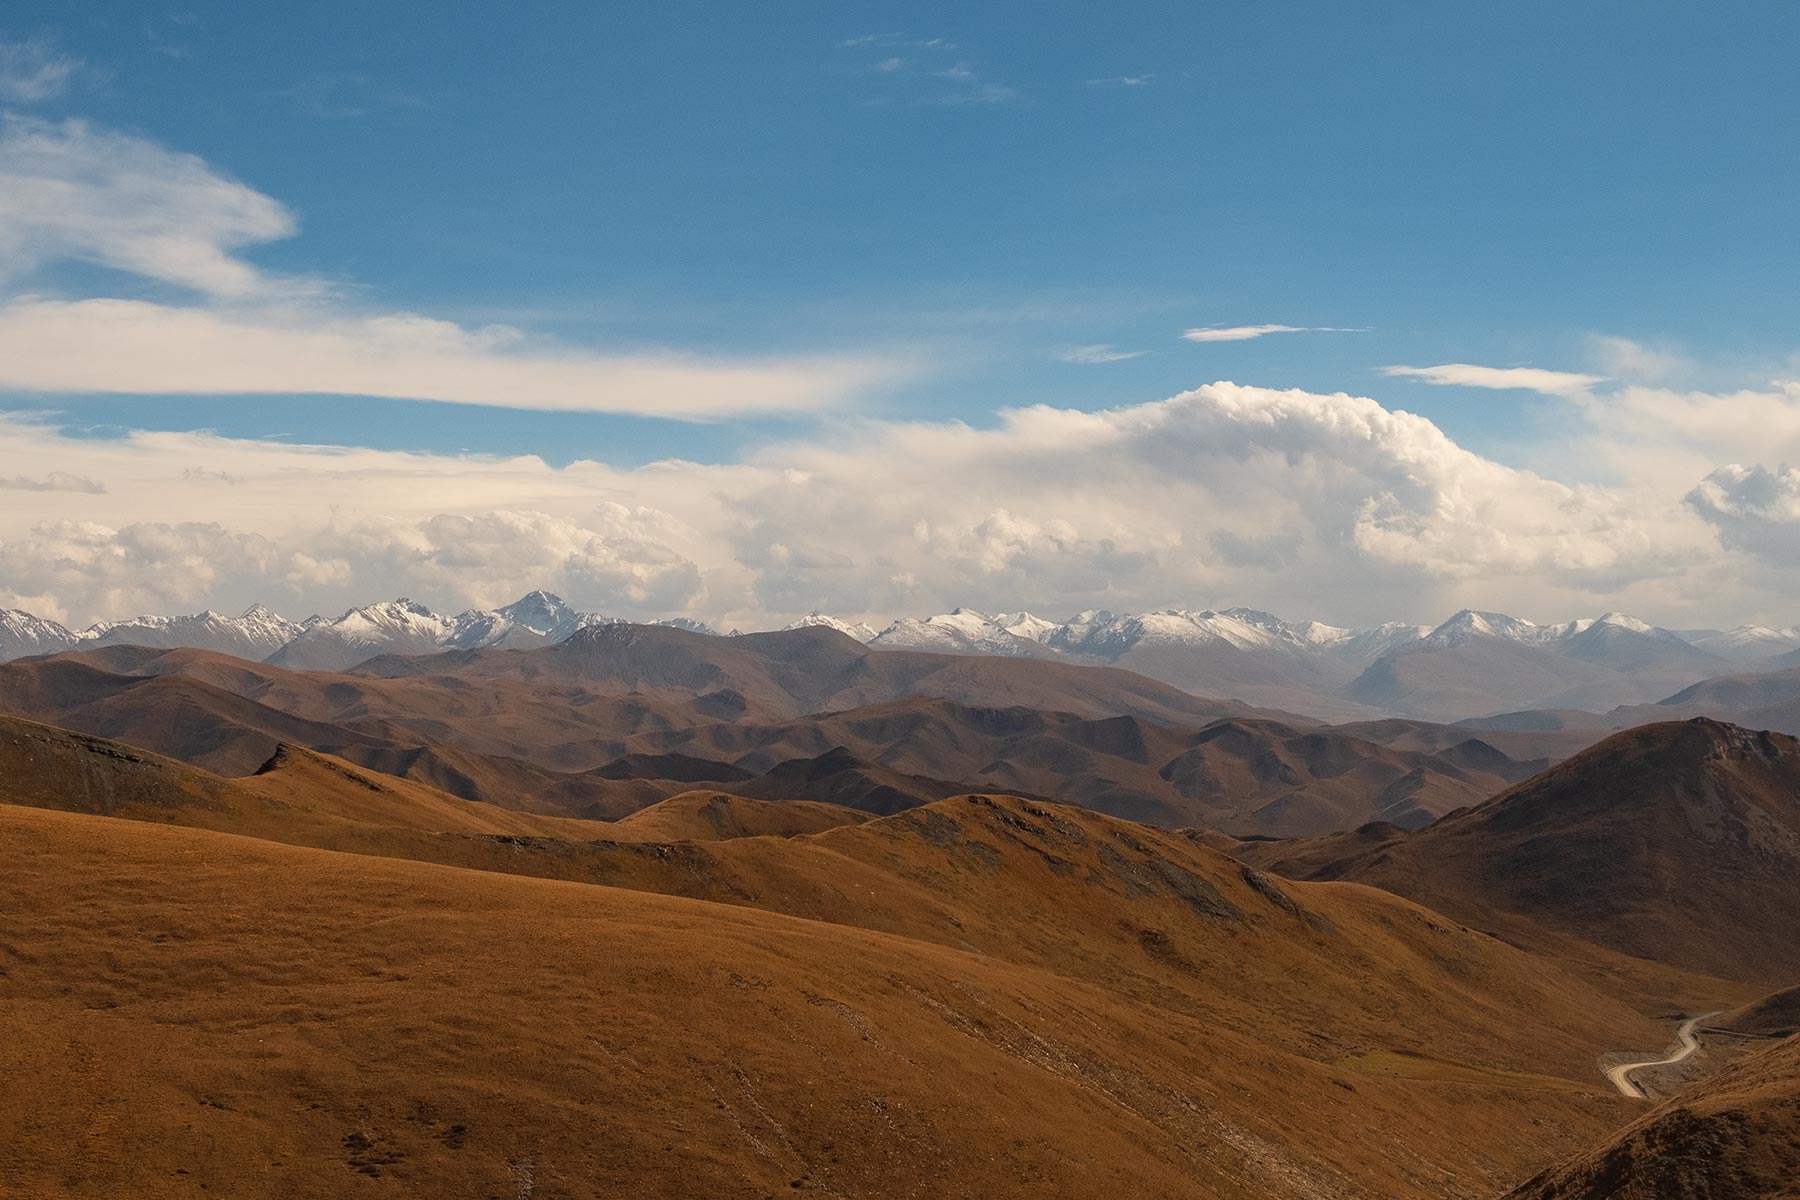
[4,620,1799,1198]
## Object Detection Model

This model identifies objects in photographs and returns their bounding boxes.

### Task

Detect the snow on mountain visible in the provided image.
[1334,622,1435,665]
[447,590,609,650]
[0,609,78,662]
[992,612,1060,642]
[85,604,305,659]
[1043,607,1358,658]
[782,612,879,642]
[868,609,1054,658]
[7,590,1800,720]
[654,617,719,636]
[264,598,463,671]
[1677,624,1800,661]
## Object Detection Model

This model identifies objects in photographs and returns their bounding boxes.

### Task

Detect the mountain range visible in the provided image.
[9,593,1800,721]
[0,625,1551,836]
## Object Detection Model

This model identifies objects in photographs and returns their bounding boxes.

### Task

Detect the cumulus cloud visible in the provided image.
[1181,324,1355,343]
[0,520,317,619]
[0,118,900,417]
[0,380,1784,629]
[316,509,705,614]
[1686,464,1800,567]
[0,36,78,103]
[1381,363,1606,396]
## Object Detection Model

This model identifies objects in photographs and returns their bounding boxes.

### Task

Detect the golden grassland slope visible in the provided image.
[2,800,1667,1200]
[0,710,1672,1085]
[0,714,598,844]
[1506,1033,1800,1200]
[608,790,871,840]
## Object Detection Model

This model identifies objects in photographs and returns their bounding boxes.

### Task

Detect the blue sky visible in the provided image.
[8,1,1798,462]
[2,3,1799,628]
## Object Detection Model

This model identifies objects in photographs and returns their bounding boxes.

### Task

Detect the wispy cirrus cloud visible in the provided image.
[1381,363,1606,397]
[271,75,431,121]
[841,34,956,51]
[1056,344,1144,364]
[0,35,79,103]
[934,62,1018,105]
[1180,323,1359,343]
[1085,74,1155,88]
[0,114,307,299]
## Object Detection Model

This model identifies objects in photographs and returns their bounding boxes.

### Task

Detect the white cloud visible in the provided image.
[0,520,315,619]
[1085,74,1155,87]
[1686,464,1800,567]
[0,118,901,418]
[1587,335,1692,386]
[1380,363,1606,396]
[6,356,1800,628]
[0,36,78,103]
[1181,324,1355,343]
[0,298,896,417]
[1056,343,1144,364]
[0,116,304,299]
[934,63,1018,105]
[0,380,1764,627]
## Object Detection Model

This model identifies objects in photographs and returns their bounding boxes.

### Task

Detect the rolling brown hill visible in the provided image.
[1507,1033,1800,1200]
[1615,662,1800,736]
[0,713,602,843]
[1708,986,1800,1040]
[1244,719,1800,986]
[607,789,871,840]
[0,638,1545,835]
[1,747,1678,1198]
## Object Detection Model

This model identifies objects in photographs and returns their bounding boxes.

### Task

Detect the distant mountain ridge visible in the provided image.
[0,591,720,674]
[7,594,1800,719]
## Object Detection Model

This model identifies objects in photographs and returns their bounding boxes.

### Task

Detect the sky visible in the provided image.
[1,2,1798,630]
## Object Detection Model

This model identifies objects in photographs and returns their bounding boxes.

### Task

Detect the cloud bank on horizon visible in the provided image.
[4,367,1798,631]
[1,22,1798,631]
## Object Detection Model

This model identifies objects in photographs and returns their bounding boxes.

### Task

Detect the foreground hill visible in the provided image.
[1246,719,1800,985]
[1,780,1668,1196]
[0,636,1548,835]
[1507,1033,1800,1200]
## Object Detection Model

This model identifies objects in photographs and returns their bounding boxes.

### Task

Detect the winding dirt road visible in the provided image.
[1606,1012,1721,1098]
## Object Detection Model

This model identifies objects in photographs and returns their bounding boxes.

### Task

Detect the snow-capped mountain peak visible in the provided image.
[0,609,78,658]
[782,612,879,642]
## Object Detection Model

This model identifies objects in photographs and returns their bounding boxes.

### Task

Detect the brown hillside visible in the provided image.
[1507,1034,1800,1200]
[1708,986,1800,1040]
[608,790,870,840]
[1250,720,1800,986]
[1,801,1664,1199]
[0,646,1541,835]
